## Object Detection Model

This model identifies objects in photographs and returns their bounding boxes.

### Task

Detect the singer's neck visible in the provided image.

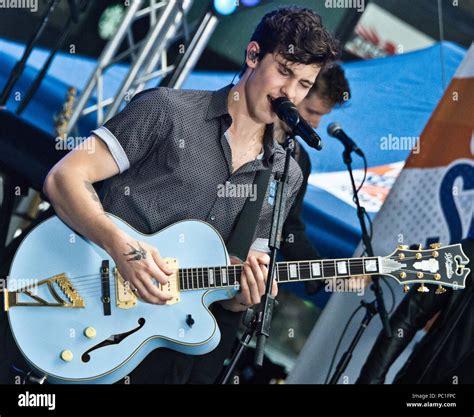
[274,122,289,144]
[227,83,266,144]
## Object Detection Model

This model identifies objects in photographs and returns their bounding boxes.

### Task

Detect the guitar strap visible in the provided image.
[188,159,275,383]
[225,157,274,261]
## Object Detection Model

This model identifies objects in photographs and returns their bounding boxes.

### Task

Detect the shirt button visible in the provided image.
[210,215,216,221]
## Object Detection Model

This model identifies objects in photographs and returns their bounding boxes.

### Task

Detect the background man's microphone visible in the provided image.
[271,97,322,151]
[327,122,364,156]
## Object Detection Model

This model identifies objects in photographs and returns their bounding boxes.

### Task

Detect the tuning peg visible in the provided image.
[430,242,442,249]
[403,285,410,293]
[417,283,430,293]
[415,244,423,250]
[435,285,447,295]
[397,245,409,250]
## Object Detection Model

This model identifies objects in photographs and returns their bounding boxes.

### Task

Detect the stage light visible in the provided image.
[213,0,238,16]
[241,0,261,6]
[98,5,125,40]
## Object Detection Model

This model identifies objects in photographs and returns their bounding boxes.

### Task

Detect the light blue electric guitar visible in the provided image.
[4,214,470,384]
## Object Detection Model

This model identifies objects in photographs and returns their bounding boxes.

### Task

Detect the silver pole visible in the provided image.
[104,0,181,120]
[171,12,219,90]
[66,0,144,134]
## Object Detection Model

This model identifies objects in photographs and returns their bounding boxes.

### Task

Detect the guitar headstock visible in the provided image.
[380,243,470,293]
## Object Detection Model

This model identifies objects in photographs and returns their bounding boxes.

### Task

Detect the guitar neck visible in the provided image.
[177,257,381,291]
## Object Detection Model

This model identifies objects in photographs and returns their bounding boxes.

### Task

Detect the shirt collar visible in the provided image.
[207,84,278,163]
[205,84,233,121]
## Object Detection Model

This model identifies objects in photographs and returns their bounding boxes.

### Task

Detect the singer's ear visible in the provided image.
[246,41,261,70]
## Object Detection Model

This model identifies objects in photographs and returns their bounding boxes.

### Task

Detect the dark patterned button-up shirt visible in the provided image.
[92,84,303,253]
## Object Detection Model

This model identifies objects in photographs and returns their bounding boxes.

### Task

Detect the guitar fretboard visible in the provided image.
[177,258,381,291]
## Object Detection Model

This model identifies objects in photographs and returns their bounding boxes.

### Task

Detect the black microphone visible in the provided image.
[327,122,364,157]
[271,97,322,151]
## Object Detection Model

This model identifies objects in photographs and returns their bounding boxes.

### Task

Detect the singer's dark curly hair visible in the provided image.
[239,6,339,77]
[310,64,351,107]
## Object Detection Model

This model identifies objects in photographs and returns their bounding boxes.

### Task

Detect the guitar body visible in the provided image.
[7,214,236,384]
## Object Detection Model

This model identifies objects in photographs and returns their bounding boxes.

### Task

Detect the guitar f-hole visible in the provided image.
[81,318,145,362]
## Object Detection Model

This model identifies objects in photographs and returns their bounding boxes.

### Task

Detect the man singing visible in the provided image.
[42,6,338,383]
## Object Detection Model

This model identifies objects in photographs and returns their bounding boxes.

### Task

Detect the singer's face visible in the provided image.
[244,53,321,125]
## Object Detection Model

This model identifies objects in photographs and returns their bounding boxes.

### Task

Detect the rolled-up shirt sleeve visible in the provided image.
[91,88,170,173]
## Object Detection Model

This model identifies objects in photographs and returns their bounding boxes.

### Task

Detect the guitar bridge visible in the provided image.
[4,273,85,311]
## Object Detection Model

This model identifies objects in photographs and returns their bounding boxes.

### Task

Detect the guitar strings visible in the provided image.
[26,273,451,301]
[68,255,433,288]
[30,257,399,286]
[74,268,448,290]
[10,254,446,297]
[69,266,455,298]
[16,254,437,290]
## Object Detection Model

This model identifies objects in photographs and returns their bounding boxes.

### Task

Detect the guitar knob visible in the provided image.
[60,350,74,362]
[186,314,195,328]
[397,245,409,250]
[430,242,442,249]
[403,285,410,293]
[84,327,96,339]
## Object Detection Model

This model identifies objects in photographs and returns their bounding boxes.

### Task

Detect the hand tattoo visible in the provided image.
[123,242,147,261]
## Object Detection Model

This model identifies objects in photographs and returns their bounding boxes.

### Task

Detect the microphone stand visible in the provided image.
[328,143,392,384]
[254,138,294,367]
[0,0,61,107]
[219,138,296,383]
[220,101,324,381]
[219,308,257,384]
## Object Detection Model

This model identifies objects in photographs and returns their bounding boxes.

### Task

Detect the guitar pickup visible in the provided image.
[114,268,138,309]
[113,258,180,308]
[160,258,180,305]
